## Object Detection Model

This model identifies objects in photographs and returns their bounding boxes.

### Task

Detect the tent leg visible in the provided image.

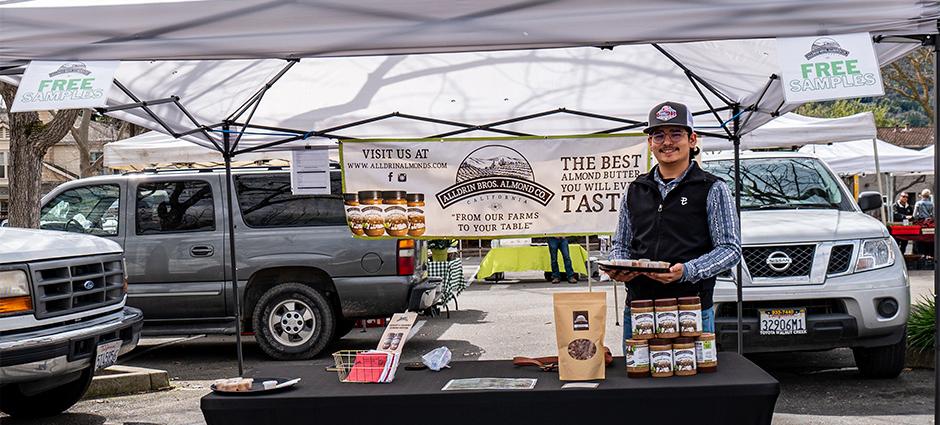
[732,105,744,355]
[873,138,887,226]
[931,25,939,425]
[223,124,245,376]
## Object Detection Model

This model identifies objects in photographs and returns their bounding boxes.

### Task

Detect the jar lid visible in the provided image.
[344,193,359,202]
[382,190,407,200]
[625,339,648,346]
[358,190,382,200]
[406,193,425,202]
[677,296,701,304]
[630,299,654,308]
[674,337,694,344]
[697,332,716,340]
[649,338,672,347]
[654,298,677,307]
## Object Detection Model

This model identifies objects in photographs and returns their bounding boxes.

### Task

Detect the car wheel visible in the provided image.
[253,282,335,360]
[0,366,94,418]
[852,334,906,379]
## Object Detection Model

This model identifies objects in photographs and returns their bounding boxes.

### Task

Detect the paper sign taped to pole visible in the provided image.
[11,61,120,112]
[777,32,884,103]
[340,135,648,239]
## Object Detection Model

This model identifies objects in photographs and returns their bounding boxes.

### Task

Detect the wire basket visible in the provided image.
[330,350,397,383]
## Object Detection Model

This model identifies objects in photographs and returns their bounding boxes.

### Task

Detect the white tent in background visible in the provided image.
[799,139,935,175]
[104,131,296,169]
[703,112,877,152]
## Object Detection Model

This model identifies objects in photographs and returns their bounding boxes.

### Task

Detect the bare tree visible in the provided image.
[0,81,80,228]
[66,109,97,178]
[883,47,933,124]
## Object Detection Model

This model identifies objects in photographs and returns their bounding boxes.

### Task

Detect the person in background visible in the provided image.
[913,189,934,222]
[892,192,913,254]
[547,237,577,284]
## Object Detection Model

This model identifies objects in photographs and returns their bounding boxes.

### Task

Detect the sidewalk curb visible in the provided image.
[84,365,172,399]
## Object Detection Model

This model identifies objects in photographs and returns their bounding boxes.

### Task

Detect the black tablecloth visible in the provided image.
[202,352,778,425]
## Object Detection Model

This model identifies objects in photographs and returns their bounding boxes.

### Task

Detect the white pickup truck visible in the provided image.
[702,152,909,378]
[0,227,143,418]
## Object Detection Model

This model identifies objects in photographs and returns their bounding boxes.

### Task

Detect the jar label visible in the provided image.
[631,312,655,336]
[695,340,717,363]
[655,311,679,334]
[625,345,649,367]
[650,350,674,373]
[384,206,408,231]
[679,310,702,333]
[346,207,363,229]
[361,206,385,231]
[674,348,696,371]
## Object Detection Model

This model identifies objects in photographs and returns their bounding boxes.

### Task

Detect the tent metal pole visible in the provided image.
[873,138,887,226]
[738,75,778,132]
[396,112,532,137]
[226,59,299,123]
[685,73,733,138]
[95,96,179,113]
[173,101,224,153]
[651,44,735,107]
[732,104,744,355]
[931,25,939,425]
[223,123,245,376]
[111,79,182,138]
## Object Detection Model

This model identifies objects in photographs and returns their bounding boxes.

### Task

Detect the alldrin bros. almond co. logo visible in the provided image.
[435,145,554,209]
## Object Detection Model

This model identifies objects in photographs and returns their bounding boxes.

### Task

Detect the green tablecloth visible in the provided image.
[476,244,589,279]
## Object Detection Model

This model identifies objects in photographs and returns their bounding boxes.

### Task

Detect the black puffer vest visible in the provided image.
[625,162,719,309]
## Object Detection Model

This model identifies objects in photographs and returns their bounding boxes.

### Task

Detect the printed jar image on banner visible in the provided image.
[339,135,649,239]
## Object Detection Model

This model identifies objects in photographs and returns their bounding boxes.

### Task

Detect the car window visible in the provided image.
[136,180,215,234]
[702,157,852,211]
[234,173,345,228]
[40,184,121,236]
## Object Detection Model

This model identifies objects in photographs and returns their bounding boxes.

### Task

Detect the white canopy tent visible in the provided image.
[103,131,293,169]
[703,112,878,152]
[4,0,939,382]
[799,138,935,175]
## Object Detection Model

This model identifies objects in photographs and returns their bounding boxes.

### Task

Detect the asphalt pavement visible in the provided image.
[2,265,936,425]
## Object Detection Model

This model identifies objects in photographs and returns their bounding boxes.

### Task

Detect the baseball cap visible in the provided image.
[644,101,694,134]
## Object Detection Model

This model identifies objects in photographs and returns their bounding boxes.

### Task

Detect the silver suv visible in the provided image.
[39,167,436,360]
[702,152,909,378]
[0,228,142,418]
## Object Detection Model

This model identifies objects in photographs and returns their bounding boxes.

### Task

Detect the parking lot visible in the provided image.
[1,267,935,425]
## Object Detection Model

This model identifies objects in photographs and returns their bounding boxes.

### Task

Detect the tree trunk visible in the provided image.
[70,110,94,178]
[0,82,80,228]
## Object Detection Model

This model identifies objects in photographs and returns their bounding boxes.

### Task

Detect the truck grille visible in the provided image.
[743,245,815,278]
[29,254,125,319]
[827,245,854,275]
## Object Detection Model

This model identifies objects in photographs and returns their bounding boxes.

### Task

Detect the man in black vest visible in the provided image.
[606,101,741,345]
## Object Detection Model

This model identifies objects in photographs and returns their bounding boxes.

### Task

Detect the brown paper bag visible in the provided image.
[553,292,606,381]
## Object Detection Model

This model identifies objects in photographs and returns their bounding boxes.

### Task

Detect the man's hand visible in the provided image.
[644,263,684,284]
[602,268,640,283]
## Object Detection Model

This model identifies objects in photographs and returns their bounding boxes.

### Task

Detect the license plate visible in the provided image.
[759,308,807,336]
[94,340,122,370]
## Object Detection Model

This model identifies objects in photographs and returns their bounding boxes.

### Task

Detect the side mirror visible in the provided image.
[858,191,883,212]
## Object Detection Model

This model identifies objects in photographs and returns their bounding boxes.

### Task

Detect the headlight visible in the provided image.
[0,270,32,315]
[855,239,895,272]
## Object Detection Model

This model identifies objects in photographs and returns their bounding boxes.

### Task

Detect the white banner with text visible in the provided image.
[339,135,648,239]
[11,61,120,112]
[777,32,884,103]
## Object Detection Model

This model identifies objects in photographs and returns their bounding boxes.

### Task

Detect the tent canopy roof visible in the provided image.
[1,1,936,152]
[798,138,934,175]
[703,111,877,152]
[1,0,937,63]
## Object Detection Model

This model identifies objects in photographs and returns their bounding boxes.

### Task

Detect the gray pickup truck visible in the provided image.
[39,167,436,360]
[0,227,142,418]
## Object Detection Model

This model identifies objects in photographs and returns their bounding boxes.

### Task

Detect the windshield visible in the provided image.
[701,157,852,211]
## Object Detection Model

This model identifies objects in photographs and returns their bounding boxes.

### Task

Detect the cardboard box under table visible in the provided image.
[201,353,779,425]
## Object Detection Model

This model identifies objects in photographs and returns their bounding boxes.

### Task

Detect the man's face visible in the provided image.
[648,126,697,165]
[900,194,908,204]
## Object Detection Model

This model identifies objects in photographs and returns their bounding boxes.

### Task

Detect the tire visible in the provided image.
[852,335,906,379]
[252,282,336,360]
[0,366,94,418]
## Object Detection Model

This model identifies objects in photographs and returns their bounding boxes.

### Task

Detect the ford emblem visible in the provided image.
[83,280,95,290]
